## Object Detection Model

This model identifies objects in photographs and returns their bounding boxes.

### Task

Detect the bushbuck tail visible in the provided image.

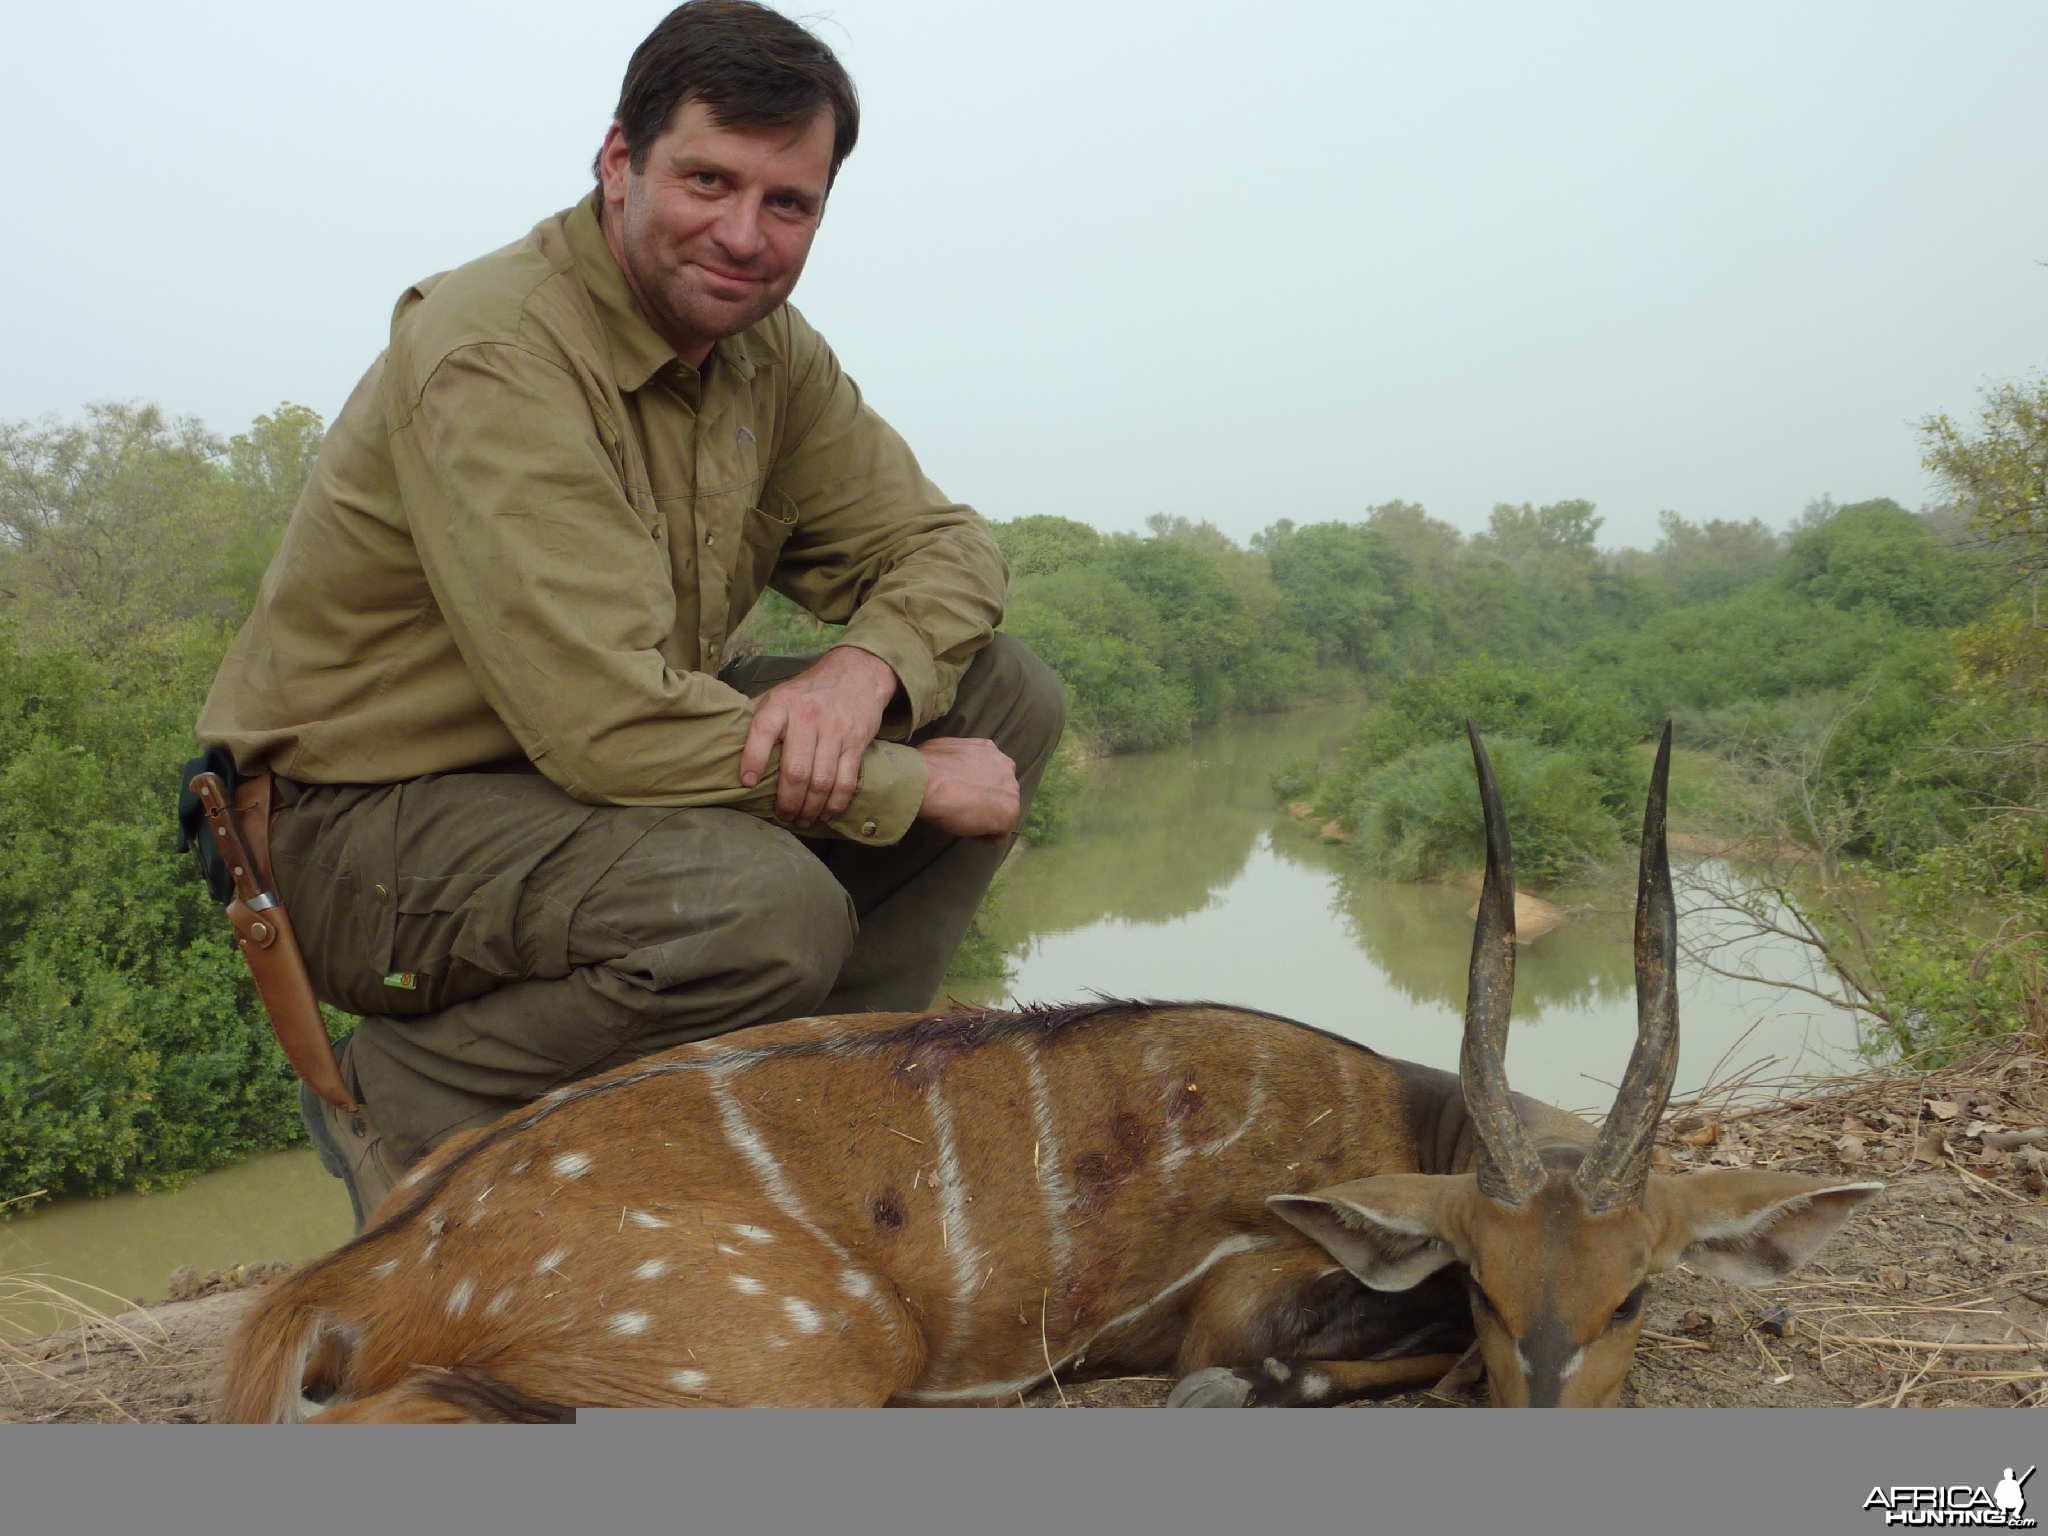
[219,724,1879,1419]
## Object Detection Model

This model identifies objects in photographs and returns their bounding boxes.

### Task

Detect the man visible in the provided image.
[198,0,1063,1228]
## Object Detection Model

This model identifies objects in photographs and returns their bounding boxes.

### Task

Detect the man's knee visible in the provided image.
[720,840,860,1014]
[593,820,857,1041]
[954,633,1066,766]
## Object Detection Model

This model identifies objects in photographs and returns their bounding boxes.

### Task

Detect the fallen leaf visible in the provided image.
[1678,1309,1715,1337]
[1925,1099,1961,1121]
[1913,1130,1949,1164]
[1834,1134,1866,1163]
[1878,1266,1909,1294]
[1682,1123,1722,1147]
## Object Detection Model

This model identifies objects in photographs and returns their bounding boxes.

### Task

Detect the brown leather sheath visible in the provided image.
[191,771,358,1111]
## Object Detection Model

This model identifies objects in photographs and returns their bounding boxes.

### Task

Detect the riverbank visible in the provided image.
[7,1041,2042,1421]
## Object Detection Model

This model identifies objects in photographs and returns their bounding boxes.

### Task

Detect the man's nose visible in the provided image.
[711,195,767,261]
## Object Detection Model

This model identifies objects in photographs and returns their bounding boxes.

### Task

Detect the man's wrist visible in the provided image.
[825,643,903,708]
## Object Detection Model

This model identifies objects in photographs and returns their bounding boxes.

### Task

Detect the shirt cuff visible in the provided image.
[836,615,943,736]
[824,738,927,845]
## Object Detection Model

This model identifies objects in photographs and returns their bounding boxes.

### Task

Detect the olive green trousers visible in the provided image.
[270,635,1063,1168]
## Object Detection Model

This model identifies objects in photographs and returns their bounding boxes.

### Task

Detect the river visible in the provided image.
[0,703,1868,1341]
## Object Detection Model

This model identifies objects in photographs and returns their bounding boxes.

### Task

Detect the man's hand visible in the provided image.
[915,737,1021,843]
[740,646,901,828]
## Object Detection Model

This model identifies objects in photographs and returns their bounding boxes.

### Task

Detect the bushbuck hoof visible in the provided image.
[1167,1367,1257,1408]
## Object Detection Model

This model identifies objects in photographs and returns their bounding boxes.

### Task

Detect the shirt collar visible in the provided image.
[566,192,759,391]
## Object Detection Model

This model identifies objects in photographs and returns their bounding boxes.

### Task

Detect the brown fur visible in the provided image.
[220,1000,1877,1419]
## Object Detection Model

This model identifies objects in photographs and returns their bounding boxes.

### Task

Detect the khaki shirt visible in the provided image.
[200,194,1008,846]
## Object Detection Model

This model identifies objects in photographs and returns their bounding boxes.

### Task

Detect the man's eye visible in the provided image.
[691,172,722,190]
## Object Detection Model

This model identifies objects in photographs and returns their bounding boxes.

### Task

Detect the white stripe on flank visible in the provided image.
[925,1080,988,1371]
[708,1064,899,1341]
[899,1232,1272,1404]
[783,1297,824,1335]
[1197,1037,1268,1158]
[1020,1040,1077,1279]
[1146,1040,1190,1182]
[670,1369,709,1392]
[445,1279,474,1317]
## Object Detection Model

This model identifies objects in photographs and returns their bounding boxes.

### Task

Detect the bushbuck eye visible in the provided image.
[1609,1285,1647,1327]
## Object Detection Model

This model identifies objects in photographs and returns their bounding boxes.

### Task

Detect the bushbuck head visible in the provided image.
[1267,724,1881,1406]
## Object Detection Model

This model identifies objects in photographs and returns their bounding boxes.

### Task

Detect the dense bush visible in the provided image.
[0,623,302,1200]
[1340,736,1621,885]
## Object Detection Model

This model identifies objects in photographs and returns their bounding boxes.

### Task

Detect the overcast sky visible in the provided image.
[7,0,2044,550]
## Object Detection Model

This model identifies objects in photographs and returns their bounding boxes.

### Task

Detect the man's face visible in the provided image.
[598,98,834,368]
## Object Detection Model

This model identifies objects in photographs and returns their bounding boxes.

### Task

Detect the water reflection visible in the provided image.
[958,703,1866,1112]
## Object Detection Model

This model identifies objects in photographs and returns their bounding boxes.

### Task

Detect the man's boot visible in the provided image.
[299,1076,406,1232]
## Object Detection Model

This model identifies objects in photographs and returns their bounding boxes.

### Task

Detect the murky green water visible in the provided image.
[1,702,1865,1340]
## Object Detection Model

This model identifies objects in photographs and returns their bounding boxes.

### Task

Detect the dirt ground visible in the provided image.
[5,1042,2044,1422]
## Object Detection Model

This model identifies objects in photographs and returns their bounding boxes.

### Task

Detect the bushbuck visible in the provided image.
[219,725,1879,1419]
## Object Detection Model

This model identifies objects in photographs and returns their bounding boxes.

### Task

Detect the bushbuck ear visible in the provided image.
[1268,1175,1463,1292]
[1653,1171,1884,1285]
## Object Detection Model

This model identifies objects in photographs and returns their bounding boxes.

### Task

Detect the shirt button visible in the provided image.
[860,820,878,838]
[373,884,389,900]
[704,532,715,547]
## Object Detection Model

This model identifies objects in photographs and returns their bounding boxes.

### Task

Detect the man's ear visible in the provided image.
[1268,1174,1466,1291]
[598,122,633,206]
[1650,1170,1884,1285]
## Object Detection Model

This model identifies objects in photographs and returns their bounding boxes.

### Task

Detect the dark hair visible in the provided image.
[597,1,859,187]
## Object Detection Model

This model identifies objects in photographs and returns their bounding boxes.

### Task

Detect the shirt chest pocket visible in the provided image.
[728,487,799,614]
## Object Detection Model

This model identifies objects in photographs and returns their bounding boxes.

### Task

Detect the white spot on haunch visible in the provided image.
[1299,1371,1330,1403]
[731,1274,765,1296]
[714,1243,742,1257]
[626,1209,668,1229]
[446,1279,475,1317]
[783,1297,824,1335]
[551,1152,592,1180]
[485,1288,516,1318]
[536,1247,570,1276]
[840,1268,874,1300]
[634,1259,670,1281]
[607,1311,652,1336]
[370,1259,399,1280]
[732,1223,775,1243]
[670,1369,709,1392]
